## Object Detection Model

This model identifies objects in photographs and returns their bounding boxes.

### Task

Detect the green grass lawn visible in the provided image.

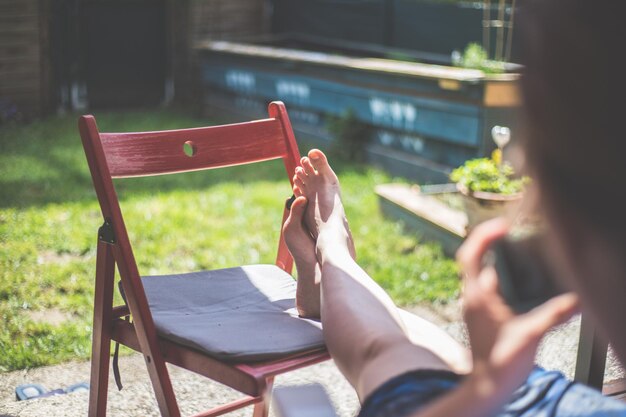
[0,109,459,372]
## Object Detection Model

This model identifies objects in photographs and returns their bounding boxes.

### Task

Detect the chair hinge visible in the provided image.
[98,220,116,244]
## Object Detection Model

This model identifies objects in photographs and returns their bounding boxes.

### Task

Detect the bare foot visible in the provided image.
[293,149,356,261]
[283,196,321,318]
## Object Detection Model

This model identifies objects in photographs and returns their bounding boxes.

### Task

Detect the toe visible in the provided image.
[294,177,306,192]
[295,167,308,183]
[301,157,316,176]
[290,196,307,220]
[284,196,307,235]
[308,149,331,174]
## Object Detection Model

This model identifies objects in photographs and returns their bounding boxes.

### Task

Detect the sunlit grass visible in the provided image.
[0,109,459,371]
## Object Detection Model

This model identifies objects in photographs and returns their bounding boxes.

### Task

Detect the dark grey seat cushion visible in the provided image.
[137,264,324,362]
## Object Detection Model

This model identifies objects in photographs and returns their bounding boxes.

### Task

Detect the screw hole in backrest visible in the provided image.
[183,141,196,157]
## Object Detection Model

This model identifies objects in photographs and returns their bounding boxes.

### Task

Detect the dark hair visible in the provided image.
[518,0,626,243]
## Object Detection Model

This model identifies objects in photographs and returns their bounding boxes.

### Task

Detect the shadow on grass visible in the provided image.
[0,108,363,209]
[0,108,371,210]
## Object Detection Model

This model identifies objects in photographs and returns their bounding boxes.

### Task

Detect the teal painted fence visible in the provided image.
[198,43,520,182]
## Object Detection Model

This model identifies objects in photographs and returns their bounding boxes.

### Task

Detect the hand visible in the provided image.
[457,218,579,399]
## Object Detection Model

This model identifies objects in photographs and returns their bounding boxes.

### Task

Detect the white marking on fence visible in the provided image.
[369,98,417,129]
[225,70,256,92]
[276,80,311,103]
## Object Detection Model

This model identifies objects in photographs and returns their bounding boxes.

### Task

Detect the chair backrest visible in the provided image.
[79,101,301,334]
[99,116,296,178]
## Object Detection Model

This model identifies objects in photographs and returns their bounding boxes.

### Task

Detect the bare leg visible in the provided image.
[284,167,357,318]
[283,193,321,318]
[294,155,356,259]
[296,149,471,401]
[282,214,469,366]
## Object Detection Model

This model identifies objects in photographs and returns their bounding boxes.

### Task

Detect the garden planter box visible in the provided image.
[458,187,523,230]
[196,37,520,183]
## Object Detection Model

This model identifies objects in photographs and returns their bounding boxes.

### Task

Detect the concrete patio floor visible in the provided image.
[0,304,623,417]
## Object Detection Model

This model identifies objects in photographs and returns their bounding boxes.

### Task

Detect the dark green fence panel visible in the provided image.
[271,0,386,45]
[392,1,483,55]
[271,0,521,62]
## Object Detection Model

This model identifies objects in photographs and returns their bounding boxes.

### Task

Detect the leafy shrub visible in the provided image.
[326,110,371,161]
[455,42,505,74]
[450,154,529,195]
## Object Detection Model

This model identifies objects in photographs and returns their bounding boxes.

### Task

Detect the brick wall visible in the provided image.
[0,0,50,119]
[189,0,267,43]
[0,0,269,118]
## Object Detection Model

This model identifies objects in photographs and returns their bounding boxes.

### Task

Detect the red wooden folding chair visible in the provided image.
[79,101,329,417]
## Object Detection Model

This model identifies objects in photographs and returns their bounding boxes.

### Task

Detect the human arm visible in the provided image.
[408,219,579,417]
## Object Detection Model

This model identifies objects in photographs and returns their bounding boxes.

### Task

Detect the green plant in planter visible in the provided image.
[450,150,530,195]
[454,43,505,74]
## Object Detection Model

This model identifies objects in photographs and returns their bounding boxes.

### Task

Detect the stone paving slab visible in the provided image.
[0,356,359,417]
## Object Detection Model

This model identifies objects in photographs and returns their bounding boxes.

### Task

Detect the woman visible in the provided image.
[282,0,626,415]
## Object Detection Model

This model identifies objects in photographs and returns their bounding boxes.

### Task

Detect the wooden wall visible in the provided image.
[180,0,268,107]
[0,0,268,118]
[0,0,50,119]
[189,0,267,43]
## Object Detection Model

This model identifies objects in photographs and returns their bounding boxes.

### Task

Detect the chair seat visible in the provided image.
[138,264,324,362]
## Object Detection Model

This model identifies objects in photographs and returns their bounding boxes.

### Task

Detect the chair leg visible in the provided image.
[88,335,111,417]
[89,242,116,417]
[575,312,609,389]
[252,377,275,417]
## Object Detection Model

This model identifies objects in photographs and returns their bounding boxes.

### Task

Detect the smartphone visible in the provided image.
[489,233,566,314]
[273,384,338,417]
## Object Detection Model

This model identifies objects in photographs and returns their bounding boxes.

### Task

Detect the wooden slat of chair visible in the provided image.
[603,378,626,399]
[99,119,288,178]
[79,101,327,417]
[88,241,116,416]
[574,312,609,390]
[81,108,174,414]
[111,318,329,397]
